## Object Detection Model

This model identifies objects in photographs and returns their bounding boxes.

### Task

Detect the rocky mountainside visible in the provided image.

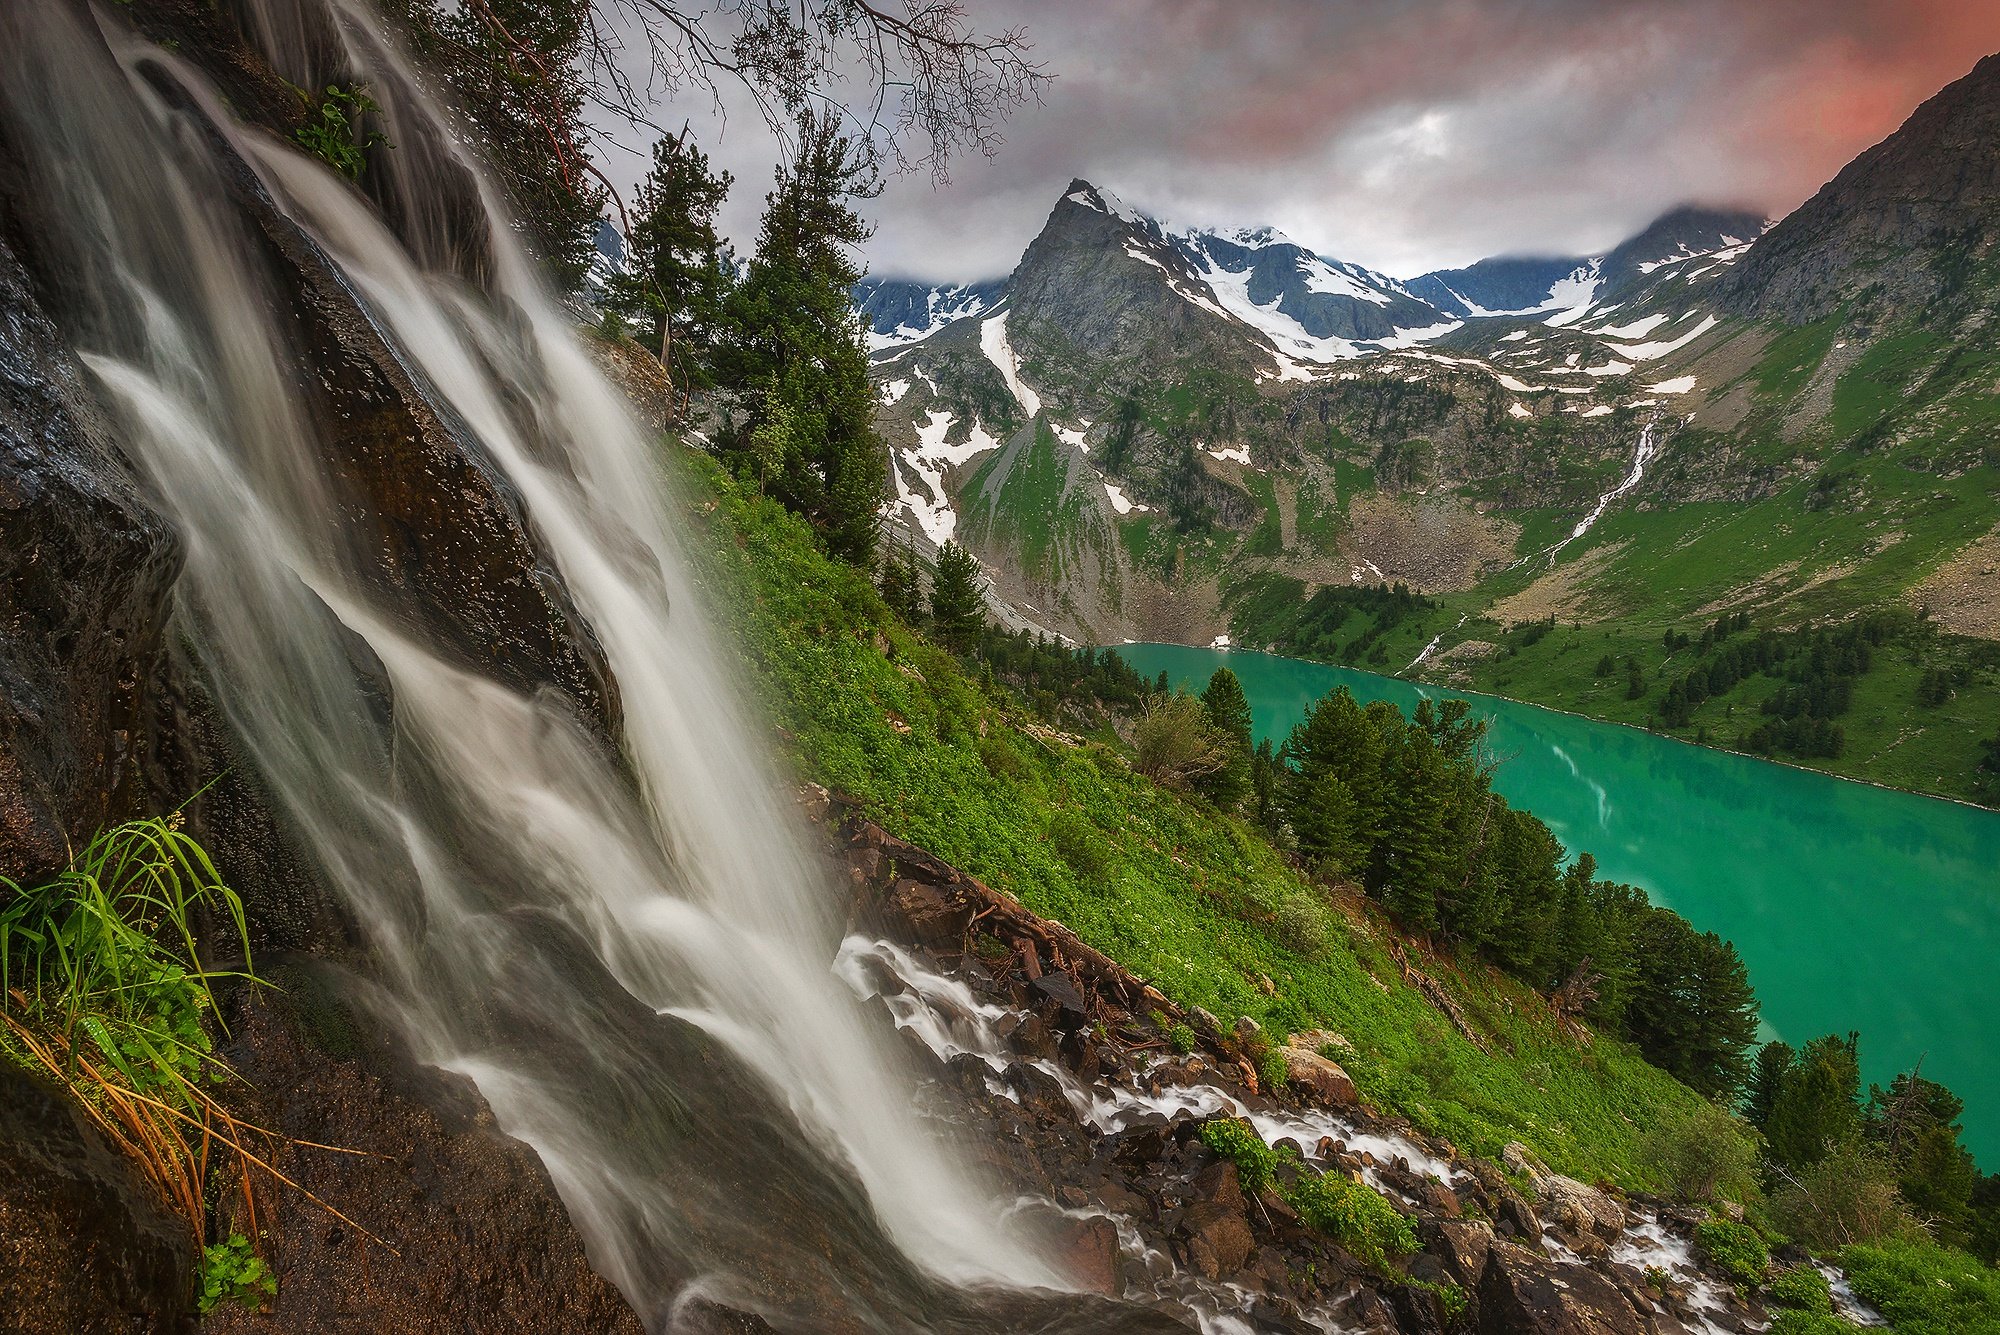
[864,60,2000,798]
[868,178,1763,643]
[1717,52,2000,324]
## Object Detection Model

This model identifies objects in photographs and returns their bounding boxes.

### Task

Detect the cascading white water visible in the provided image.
[0,2,1093,1328]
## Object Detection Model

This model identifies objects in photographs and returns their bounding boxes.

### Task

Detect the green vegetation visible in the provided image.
[1693,1215,1770,1285]
[290,84,383,181]
[1768,1263,1835,1315]
[0,817,256,1239]
[1841,1236,2000,1335]
[199,1232,276,1315]
[688,449,1732,1188]
[1200,1116,1418,1269]
[1225,574,1436,669]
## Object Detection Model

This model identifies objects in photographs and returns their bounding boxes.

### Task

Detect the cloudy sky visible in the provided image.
[597,0,2000,284]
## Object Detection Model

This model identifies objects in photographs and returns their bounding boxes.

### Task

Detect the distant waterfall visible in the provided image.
[0,2,1083,1327]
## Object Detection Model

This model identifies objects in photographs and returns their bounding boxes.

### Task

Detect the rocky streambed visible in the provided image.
[820,790,1805,1335]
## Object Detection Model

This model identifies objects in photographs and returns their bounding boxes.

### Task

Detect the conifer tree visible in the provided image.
[1743,1040,1796,1130]
[928,541,984,651]
[718,108,882,563]
[608,130,733,394]
[1194,668,1254,808]
[878,543,925,625]
[1766,1033,1862,1168]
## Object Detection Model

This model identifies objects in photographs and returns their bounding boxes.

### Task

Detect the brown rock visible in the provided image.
[1180,1200,1255,1281]
[1478,1240,1650,1335]
[880,877,971,948]
[200,990,645,1335]
[0,1066,194,1334]
[1052,1214,1123,1296]
[1281,1046,1360,1104]
[1422,1217,1496,1287]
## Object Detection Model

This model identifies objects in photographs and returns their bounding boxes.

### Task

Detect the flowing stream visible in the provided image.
[0,3,1153,1329]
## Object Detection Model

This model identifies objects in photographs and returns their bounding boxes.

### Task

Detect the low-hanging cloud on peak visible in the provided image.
[607,0,2000,285]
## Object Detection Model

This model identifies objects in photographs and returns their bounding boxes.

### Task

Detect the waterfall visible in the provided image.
[0,2,1090,1327]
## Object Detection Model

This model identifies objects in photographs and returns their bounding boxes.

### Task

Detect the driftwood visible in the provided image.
[1388,942,1487,1052]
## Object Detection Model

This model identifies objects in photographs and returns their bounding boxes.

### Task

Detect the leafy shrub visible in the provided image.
[1768,1313,1859,1335]
[292,84,384,180]
[1048,810,1113,886]
[1257,1046,1291,1092]
[1200,1118,1416,1270]
[1773,1141,1908,1250]
[1766,1264,1833,1313]
[1694,1215,1770,1285]
[1199,1116,1281,1192]
[1274,893,1330,955]
[1287,1167,1419,1268]
[199,1233,275,1314]
[1132,693,1227,789]
[1840,1237,2000,1335]
[1168,1023,1197,1055]
[1639,1101,1759,1204]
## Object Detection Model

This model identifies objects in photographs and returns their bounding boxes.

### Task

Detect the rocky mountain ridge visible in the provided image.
[864,53,2000,702]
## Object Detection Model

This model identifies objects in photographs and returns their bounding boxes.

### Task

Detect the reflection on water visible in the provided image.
[1121,643,2000,1166]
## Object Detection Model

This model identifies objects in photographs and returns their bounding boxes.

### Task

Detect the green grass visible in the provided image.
[1241,470,1284,559]
[686,449,1729,1188]
[1754,315,1842,401]
[1840,1236,2000,1335]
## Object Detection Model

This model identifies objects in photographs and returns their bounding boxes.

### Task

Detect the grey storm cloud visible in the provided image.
[596,0,2000,283]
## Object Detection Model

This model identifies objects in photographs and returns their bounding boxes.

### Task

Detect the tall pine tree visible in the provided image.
[608,130,732,395]
[1194,668,1254,808]
[719,109,882,563]
[928,541,984,652]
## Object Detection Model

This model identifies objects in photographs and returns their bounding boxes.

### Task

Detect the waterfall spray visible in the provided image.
[0,2,1085,1327]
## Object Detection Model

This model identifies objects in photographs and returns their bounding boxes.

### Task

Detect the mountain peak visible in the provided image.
[1717,49,2000,322]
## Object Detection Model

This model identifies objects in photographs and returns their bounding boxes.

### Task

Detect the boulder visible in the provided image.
[880,877,972,948]
[0,1066,194,1334]
[1281,1045,1360,1105]
[1504,1141,1626,1239]
[1477,1241,1652,1335]
[1051,1214,1123,1296]
[1179,1200,1255,1281]
[1421,1217,1497,1287]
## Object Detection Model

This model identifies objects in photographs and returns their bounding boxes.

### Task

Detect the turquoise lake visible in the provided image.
[1118,642,2000,1164]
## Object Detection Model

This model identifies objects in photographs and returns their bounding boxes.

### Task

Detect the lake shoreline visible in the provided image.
[1114,637,1996,815]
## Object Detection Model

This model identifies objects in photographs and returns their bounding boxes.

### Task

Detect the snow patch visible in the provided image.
[1296,252,1393,305]
[1646,375,1698,395]
[1205,443,1251,466]
[1580,405,1613,418]
[1499,330,1530,342]
[980,313,1041,417]
[878,378,911,405]
[1587,313,1669,339]
[1103,481,1148,514]
[1507,402,1533,419]
[1583,360,1633,377]
[1052,423,1089,449]
[1611,314,1719,361]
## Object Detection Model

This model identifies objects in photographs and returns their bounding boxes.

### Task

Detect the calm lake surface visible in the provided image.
[1119,642,2000,1164]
